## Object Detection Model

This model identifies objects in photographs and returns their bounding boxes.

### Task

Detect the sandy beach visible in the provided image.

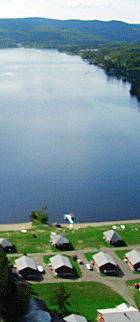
[0,222,32,231]
[0,218,139,231]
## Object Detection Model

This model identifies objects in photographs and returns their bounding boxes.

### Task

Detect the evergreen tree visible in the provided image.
[49,283,71,316]
[0,246,18,321]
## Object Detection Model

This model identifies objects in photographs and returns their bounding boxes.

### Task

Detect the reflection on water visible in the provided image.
[0,48,140,223]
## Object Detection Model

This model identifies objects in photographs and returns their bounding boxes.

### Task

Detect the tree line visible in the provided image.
[63,42,140,101]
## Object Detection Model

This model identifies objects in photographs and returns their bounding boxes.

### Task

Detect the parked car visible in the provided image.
[86,263,93,270]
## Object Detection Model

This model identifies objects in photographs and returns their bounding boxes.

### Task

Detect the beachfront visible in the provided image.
[0,218,139,231]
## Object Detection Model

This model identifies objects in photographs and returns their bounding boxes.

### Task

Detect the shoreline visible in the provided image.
[0,218,139,231]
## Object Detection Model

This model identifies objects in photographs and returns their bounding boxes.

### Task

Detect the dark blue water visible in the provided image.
[0,48,140,224]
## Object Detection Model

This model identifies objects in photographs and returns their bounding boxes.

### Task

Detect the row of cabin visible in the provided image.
[14,254,74,278]
[50,230,123,249]
[1,230,140,275]
[14,249,140,279]
[93,249,140,274]
[0,229,126,253]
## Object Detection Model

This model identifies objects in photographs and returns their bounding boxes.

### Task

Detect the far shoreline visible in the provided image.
[0,218,139,231]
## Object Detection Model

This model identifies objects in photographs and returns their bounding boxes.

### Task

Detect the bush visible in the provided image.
[30,205,49,224]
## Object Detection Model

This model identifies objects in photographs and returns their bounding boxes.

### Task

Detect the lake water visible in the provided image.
[0,48,140,224]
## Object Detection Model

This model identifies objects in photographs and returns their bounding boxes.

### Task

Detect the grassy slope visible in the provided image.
[30,281,125,321]
[126,279,140,311]
[3,221,140,254]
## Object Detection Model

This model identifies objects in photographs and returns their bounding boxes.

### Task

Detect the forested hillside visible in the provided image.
[0,17,139,101]
[80,43,140,101]
[0,18,140,48]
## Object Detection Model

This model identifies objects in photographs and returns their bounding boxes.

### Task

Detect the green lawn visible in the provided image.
[114,224,140,246]
[30,281,126,321]
[84,252,98,262]
[0,221,140,254]
[43,254,82,279]
[115,250,131,260]
[126,279,140,311]
[8,256,19,265]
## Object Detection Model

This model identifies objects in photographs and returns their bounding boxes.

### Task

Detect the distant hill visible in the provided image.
[0,17,140,48]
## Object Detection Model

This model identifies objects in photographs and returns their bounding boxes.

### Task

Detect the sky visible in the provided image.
[0,0,140,24]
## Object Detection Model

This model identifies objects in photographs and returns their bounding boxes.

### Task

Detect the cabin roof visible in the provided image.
[15,255,37,271]
[0,238,13,248]
[51,234,69,245]
[93,251,117,267]
[64,314,87,322]
[50,254,73,270]
[97,303,140,322]
[125,249,140,265]
[103,229,122,242]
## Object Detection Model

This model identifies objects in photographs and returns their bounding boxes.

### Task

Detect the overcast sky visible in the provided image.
[0,0,140,24]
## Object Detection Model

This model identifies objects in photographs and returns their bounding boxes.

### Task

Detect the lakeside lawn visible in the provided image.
[126,279,140,311]
[1,221,140,253]
[43,254,82,279]
[30,281,125,322]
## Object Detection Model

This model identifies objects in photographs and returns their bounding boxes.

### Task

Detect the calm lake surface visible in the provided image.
[0,48,140,224]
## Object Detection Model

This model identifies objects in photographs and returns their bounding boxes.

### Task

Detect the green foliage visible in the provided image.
[0,246,18,321]
[49,283,71,316]
[80,43,140,101]
[30,205,49,223]
[0,18,140,49]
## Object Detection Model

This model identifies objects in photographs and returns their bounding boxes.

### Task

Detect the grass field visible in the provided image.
[1,221,140,254]
[126,279,140,311]
[115,250,131,260]
[84,252,98,262]
[43,254,82,279]
[30,281,125,321]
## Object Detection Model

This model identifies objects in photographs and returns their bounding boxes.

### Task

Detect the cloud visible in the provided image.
[61,0,113,10]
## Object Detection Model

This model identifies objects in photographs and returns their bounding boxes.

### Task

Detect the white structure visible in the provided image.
[97,303,140,322]
[64,314,87,322]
